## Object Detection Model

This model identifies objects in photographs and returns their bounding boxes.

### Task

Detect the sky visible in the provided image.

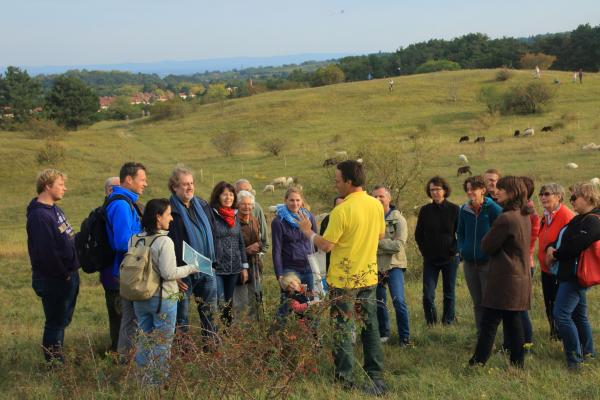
[1,0,599,67]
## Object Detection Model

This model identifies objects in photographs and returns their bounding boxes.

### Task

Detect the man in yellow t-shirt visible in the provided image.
[298,160,386,396]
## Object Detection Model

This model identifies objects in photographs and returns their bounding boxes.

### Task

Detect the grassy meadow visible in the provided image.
[1,68,600,399]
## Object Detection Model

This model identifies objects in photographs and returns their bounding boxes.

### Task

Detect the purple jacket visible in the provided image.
[271,213,317,278]
[26,198,79,279]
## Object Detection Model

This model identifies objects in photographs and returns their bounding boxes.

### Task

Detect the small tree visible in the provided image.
[45,76,99,130]
[501,81,555,114]
[519,52,557,70]
[477,86,503,114]
[36,140,65,165]
[415,59,460,74]
[211,132,242,157]
[312,65,345,87]
[0,66,43,123]
[150,98,187,121]
[261,137,287,156]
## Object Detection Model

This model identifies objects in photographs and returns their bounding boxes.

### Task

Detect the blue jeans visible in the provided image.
[422,257,458,325]
[376,268,410,342]
[216,273,239,325]
[133,297,178,384]
[176,273,217,335]
[32,271,79,362]
[553,280,595,367]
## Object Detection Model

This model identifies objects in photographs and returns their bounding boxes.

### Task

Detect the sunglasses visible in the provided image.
[570,194,579,202]
[539,192,553,197]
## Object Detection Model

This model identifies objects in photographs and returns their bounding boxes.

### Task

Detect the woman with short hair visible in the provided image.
[469,176,532,368]
[546,182,600,369]
[537,182,574,340]
[210,181,249,325]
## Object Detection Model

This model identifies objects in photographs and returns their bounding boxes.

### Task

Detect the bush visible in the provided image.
[36,140,65,165]
[150,99,187,121]
[261,137,286,156]
[312,64,345,87]
[519,52,557,70]
[211,132,243,156]
[27,118,65,140]
[495,68,513,81]
[562,134,575,144]
[501,81,555,114]
[415,59,461,74]
[477,86,503,114]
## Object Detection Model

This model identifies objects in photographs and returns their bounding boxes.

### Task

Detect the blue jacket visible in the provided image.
[100,186,142,289]
[26,198,79,279]
[271,213,317,278]
[457,197,502,263]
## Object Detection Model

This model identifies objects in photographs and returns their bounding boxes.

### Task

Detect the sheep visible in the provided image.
[285,177,294,187]
[474,136,486,143]
[523,128,535,137]
[541,126,553,132]
[459,136,469,143]
[514,130,521,137]
[566,162,578,169]
[582,143,600,150]
[262,184,275,193]
[458,154,469,164]
[322,157,338,167]
[268,205,278,213]
[271,176,287,187]
[591,177,600,186]
[457,166,472,177]
[334,150,348,160]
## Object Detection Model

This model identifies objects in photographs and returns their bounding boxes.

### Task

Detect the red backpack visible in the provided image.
[577,214,600,288]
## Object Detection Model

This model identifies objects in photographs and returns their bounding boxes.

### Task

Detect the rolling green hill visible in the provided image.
[1,69,599,399]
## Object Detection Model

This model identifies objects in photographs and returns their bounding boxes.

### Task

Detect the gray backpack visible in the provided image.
[119,234,164,301]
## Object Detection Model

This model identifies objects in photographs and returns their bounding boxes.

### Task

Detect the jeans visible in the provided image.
[32,271,79,362]
[541,271,560,338]
[470,307,525,367]
[422,257,459,325]
[553,280,595,367]
[216,273,239,325]
[133,297,178,384]
[463,260,490,336]
[118,297,137,359]
[104,288,121,352]
[176,273,217,335]
[376,268,410,342]
[330,286,384,381]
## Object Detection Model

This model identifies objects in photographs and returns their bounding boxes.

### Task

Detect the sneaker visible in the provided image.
[362,379,387,397]
[399,338,411,347]
[380,336,389,344]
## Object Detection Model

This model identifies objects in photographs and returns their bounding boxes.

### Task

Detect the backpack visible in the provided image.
[75,194,141,273]
[119,233,165,302]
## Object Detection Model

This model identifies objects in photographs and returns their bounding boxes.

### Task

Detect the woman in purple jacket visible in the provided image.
[271,187,318,292]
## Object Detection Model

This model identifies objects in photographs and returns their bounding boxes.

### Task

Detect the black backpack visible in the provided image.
[75,194,141,273]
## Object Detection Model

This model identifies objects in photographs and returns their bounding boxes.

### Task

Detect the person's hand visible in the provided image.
[297,212,313,235]
[177,279,188,292]
[246,242,260,255]
[240,269,249,284]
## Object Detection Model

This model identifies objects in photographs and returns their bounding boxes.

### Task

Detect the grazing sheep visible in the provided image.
[591,177,600,186]
[582,142,600,150]
[541,126,553,132]
[513,130,521,137]
[458,154,469,164]
[334,150,348,160]
[457,166,472,177]
[271,176,287,187]
[356,158,363,164]
[566,162,578,169]
[474,136,486,143]
[459,136,469,143]
[523,128,535,136]
[262,184,275,193]
[285,177,294,187]
[322,157,338,167]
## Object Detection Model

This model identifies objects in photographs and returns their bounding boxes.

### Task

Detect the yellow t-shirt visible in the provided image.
[323,191,385,289]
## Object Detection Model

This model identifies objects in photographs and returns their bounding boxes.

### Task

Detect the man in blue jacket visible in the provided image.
[27,169,80,362]
[101,162,146,360]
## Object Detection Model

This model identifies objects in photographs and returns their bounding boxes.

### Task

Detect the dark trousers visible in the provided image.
[330,286,384,381]
[541,271,560,338]
[422,257,458,325]
[216,273,239,325]
[177,274,218,336]
[471,307,525,367]
[32,271,79,362]
[104,288,121,352]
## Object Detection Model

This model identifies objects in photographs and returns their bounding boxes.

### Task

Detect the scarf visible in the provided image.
[276,204,309,229]
[217,206,236,227]
[170,194,215,262]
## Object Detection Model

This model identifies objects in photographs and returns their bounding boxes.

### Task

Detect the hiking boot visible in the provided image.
[362,379,387,397]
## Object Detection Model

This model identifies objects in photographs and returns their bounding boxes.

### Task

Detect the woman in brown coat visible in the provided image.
[469,176,532,368]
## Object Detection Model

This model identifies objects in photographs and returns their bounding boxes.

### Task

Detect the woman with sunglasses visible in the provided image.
[537,183,574,340]
[546,182,600,370]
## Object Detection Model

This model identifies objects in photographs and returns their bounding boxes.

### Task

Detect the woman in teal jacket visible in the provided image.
[457,176,502,337]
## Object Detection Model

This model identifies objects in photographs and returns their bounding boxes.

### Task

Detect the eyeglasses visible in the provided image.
[539,192,553,197]
[570,194,578,202]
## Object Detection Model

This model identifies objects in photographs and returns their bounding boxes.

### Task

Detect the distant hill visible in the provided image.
[10,53,354,77]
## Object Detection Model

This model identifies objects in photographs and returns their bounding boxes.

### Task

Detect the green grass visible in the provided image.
[1,69,600,398]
